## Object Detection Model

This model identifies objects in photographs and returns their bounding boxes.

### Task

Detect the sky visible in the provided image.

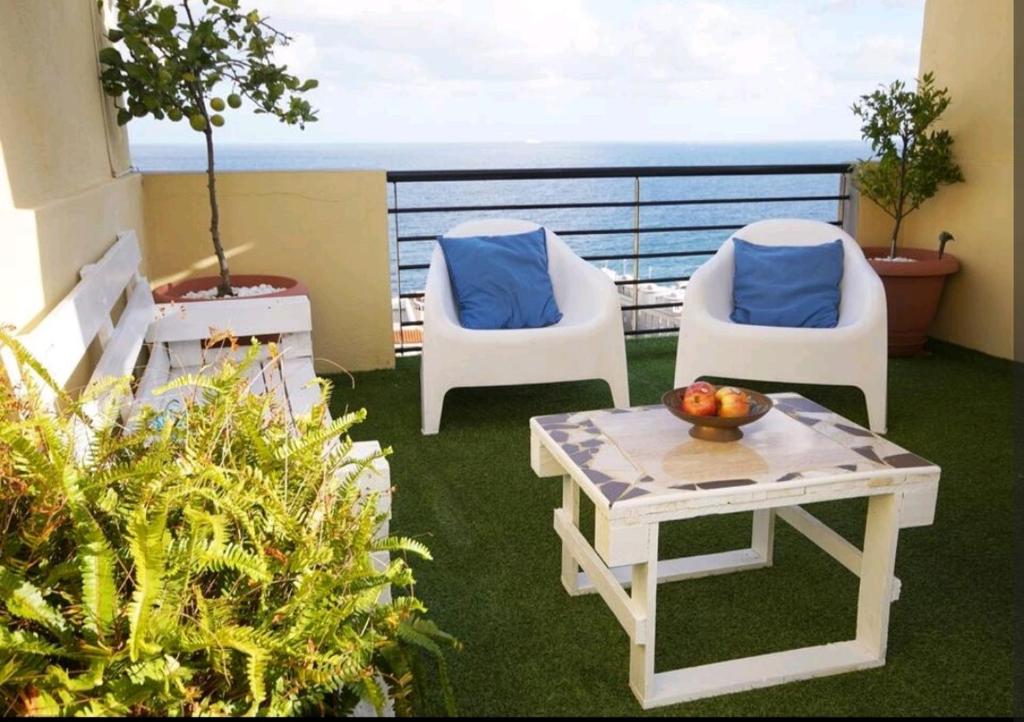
[126,0,926,145]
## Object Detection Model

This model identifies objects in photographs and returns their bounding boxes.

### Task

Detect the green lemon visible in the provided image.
[167,108,183,122]
[227,93,242,109]
[130,102,147,118]
[210,114,225,127]
[189,113,207,131]
[210,97,226,111]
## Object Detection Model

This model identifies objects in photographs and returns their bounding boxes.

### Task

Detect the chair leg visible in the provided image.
[861,377,888,435]
[604,330,630,408]
[607,375,630,409]
[420,382,448,435]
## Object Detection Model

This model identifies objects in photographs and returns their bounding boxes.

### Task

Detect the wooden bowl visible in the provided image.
[661,387,774,442]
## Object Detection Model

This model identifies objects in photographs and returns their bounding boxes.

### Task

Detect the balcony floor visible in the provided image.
[329,337,1013,716]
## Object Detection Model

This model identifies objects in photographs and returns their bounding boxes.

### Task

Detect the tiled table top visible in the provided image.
[530,392,938,512]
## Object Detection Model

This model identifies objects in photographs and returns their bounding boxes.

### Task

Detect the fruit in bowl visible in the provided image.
[662,382,773,442]
[716,387,750,418]
[682,381,717,416]
[683,382,751,417]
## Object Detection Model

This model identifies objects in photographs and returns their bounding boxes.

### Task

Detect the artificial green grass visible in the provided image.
[329,338,1014,716]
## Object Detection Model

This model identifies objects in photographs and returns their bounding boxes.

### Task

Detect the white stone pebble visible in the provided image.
[181,283,285,300]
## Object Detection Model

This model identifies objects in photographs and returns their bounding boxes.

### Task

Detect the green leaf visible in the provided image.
[300,78,318,91]
[98,47,123,67]
[157,5,177,30]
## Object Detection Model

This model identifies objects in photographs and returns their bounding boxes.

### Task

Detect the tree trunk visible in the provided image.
[889,214,902,259]
[203,126,232,297]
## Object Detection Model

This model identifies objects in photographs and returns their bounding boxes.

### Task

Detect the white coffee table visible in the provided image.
[529,392,940,709]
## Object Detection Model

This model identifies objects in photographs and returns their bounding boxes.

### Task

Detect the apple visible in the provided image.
[718,390,751,418]
[715,386,741,403]
[682,382,717,416]
[687,381,715,396]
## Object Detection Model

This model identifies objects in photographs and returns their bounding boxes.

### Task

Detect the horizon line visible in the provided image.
[129,138,868,147]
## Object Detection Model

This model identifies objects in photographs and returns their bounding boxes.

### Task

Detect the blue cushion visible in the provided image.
[730,238,844,328]
[439,227,563,330]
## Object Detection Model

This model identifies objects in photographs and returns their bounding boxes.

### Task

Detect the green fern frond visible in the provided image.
[370,536,433,561]
[45,660,105,693]
[0,566,68,636]
[219,628,270,709]
[198,542,271,583]
[153,373,220,396]
[274,409,367,461]
[0,627,63,657]
[78,527,118,640]
[127,505,167,661]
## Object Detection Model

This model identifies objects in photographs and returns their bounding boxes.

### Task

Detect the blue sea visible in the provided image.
[131,141,869,295]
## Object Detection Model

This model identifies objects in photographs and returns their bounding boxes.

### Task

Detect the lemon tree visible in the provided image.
[851,73,963,259]
[99,0,318,297]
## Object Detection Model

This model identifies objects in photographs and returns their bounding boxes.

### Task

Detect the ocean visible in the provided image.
[131,140,869,296]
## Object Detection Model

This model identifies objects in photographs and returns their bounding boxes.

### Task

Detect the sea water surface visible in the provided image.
[131,141,869,294]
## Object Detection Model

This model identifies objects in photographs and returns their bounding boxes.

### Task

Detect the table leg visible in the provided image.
[856,492,901,659]
[560,474,582,595]
[628,523,660,703]
[751,509,775,566]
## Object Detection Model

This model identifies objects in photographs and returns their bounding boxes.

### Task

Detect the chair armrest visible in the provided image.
[423,245,462,335]
[837,246,886,329]
[547,233,621,322]
[683,242,734,322]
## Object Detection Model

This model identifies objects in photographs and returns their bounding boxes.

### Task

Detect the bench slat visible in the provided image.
[281,355,321,419]
[167,340,204,369]
[18,233,143,388]
[148,295,313,343]
[20,280,116,390]
[87,278,154,390]
[245,358,267,396]
[80,231,143,305]
[131,342,171,425]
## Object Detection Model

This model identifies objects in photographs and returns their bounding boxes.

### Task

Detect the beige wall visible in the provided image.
[0,0,143,339]
[857,0,1015,359]
[141,171,395,373]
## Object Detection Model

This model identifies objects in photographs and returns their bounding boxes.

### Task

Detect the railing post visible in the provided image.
[840,170,859,239]
[391,181,404,355]
[631,176,641,334]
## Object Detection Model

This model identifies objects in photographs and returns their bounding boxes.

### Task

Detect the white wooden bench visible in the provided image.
[4,231,392,594]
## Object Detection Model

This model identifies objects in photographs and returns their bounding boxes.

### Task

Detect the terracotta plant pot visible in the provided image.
[152,274,307,304]
[863,247,959,357]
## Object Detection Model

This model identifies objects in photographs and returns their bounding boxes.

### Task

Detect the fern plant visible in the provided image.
[0,331,457,716]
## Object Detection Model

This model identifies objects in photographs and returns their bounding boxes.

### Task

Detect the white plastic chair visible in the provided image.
[674,218,888,432]
[420,218,629,434]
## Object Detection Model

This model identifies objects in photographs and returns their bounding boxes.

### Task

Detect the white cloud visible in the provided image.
[129,0,925,143]
[273,32,318,78]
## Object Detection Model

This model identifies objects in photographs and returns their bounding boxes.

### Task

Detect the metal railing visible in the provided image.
[388,163,853,355]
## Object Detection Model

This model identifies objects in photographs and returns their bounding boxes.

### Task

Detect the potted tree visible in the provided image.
[99,0,318,302]
[851,72,964,356]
